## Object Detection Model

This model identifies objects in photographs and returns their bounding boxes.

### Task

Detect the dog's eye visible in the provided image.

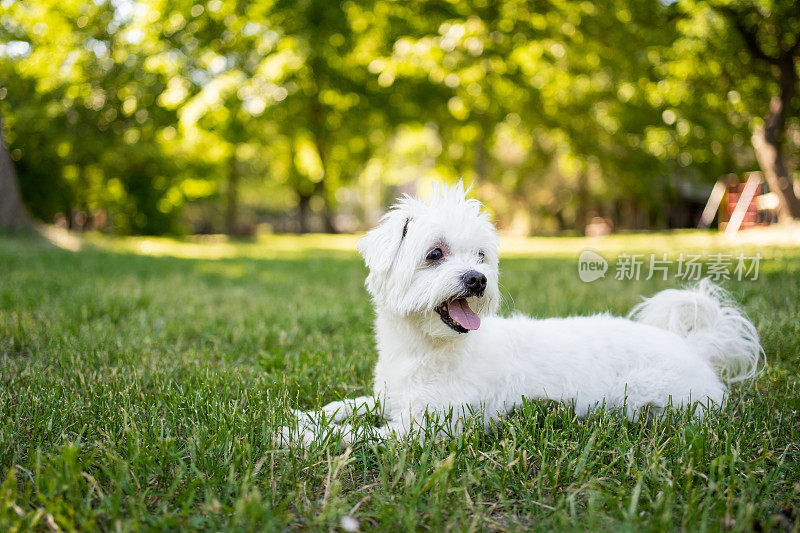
[478,250,485,263]
[426,248,444,262]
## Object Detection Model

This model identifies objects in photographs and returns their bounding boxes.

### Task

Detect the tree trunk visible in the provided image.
[752,125,800,222]
[314,179,336,234]
[225,154,239,236]
[309,143,336,233]
[619,197,642,230]
[0,111,30,230]
[751,57,800,221]
[725,6,800,222]
[297,193,311,233]
[310,99,336,234]
[575,171,589,234]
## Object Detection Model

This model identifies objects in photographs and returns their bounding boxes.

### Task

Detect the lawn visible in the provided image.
[1,229,798,531]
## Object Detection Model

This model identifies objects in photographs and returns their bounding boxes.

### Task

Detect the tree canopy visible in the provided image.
[1,0,798,234]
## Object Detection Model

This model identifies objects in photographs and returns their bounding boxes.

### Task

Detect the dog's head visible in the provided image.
[357,181,500,339]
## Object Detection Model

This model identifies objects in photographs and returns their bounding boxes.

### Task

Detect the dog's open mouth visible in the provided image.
[435,298,480,333]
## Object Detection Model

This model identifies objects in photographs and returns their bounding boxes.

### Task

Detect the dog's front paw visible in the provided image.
[291,408,318,426]
[276,424,319,447]
[277,423,358,449]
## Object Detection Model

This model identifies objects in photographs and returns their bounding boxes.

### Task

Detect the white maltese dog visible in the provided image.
[281,182,762,445]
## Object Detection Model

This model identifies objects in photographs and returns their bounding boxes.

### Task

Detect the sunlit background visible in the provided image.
[1,0,799,236]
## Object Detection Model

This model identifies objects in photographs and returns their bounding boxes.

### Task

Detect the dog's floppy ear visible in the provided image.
[357,207,410,275]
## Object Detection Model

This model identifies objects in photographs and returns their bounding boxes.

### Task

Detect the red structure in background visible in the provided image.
[723,179,762,229]
[698,172,777,231]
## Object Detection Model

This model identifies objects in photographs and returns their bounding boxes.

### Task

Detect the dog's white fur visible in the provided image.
[281,182,763,445]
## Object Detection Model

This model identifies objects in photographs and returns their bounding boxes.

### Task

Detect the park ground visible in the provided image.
[0,228,799,531]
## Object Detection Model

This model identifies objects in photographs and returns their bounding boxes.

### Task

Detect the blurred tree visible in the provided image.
[155,0,399,233]
[384,0,678,232]
[510,0,677,230]
[149,0,275,235]
[0,110,29,229]
[268,0,403,232]
[669,0,800,222]
[2,0,794,234]
[1,0,184,233]
[717,1,800,220]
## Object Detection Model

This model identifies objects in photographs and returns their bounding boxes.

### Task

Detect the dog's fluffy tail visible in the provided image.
[629,279,763,383]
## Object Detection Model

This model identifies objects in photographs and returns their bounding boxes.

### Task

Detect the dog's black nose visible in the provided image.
[462,270,487,296]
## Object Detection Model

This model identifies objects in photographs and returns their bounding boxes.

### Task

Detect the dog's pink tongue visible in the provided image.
[449,298,480,330]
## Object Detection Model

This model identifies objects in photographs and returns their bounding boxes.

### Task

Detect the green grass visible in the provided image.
[1,230,799,531]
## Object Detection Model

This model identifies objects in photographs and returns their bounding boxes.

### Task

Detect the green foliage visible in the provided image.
[0,232,798,529]
[1,0,798,233]
[1,0,186,233]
